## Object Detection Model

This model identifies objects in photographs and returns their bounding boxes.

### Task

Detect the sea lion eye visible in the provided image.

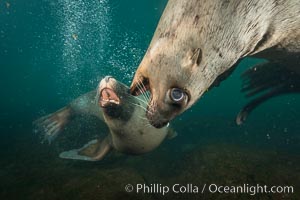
[170,88,186,102]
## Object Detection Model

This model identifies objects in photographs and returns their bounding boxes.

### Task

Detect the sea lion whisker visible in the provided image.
[129,102,150,113]
[136,83,149,103]
[136,78,150,102]
[139,79,151,100]
[142,87,150,101]
[142,90,150,102]
[130,102,154,115]
[136,78,146,96]
[133,96,148,105]
[130,102,146,110]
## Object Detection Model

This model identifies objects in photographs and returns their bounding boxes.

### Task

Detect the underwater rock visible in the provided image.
[145,144,300,200]
[0,128,299,200]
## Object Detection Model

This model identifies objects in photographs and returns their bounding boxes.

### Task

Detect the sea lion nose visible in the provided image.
[104,76,113,82]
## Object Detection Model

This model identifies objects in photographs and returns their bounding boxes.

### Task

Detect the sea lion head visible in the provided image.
[130,44,210,128]
[97,76,135,122]
[129,0,247,128]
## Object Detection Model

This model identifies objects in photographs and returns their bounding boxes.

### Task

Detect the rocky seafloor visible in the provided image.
[1,116,299,200]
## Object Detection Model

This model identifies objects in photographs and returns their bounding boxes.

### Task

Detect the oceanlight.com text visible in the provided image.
[124,183,294,196]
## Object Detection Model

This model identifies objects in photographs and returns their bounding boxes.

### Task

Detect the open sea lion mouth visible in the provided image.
[99,88,120,107]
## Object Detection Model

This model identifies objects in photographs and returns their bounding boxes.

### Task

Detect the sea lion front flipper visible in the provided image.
[59,136,112,161]
[33,106,73,144]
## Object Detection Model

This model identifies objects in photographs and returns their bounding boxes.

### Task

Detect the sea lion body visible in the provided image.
[34,77,175,161]
[130,0,300,127]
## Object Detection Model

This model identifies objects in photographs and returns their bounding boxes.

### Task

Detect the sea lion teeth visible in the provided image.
[99,88,120,106]
[101,99,120,104]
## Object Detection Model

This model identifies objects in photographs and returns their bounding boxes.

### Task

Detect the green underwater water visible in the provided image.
[0,0,299,199]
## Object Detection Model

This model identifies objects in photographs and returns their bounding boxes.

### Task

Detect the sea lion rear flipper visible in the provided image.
[59,136,112,161]
[236,89,284,125]
[237,61,300,125]
[33,106,73,144]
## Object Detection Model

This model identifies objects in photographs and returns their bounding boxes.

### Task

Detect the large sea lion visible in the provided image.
[34,76,176,161]
[130,0,300,128]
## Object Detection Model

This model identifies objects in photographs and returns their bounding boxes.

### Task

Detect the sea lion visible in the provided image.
[34,76,176,161]
[130,0,300,128]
